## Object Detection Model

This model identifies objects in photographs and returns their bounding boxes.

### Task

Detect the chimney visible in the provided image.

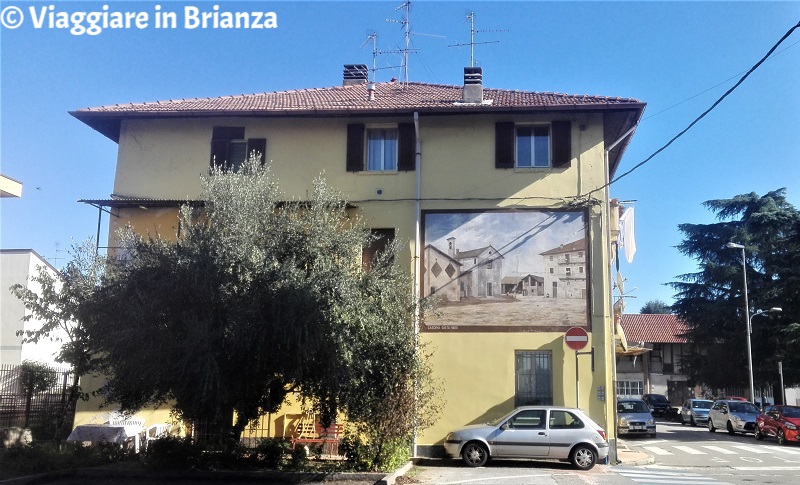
[462,67,483,103]
[343,64,368,86]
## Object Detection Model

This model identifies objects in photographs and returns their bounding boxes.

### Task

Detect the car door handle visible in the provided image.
[538,432,546,435]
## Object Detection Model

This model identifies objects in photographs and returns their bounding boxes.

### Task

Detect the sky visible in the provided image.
[1,1,799,312]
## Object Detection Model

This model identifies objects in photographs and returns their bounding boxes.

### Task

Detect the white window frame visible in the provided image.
[365,125,398,172]
[515,124,552,168]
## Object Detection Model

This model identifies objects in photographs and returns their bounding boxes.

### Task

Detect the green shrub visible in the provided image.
[255,437,290,468]
[0,442,127,479]
[289,444,308,469]
[143,435,201,470]
[340,433,409,472]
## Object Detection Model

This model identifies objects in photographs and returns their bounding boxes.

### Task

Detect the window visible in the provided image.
[565,267,572,277]
[515,351,553,406]
[346,123,415,172]
[516,125,550,167]
[210,127,265,170]
[362,228,395,271]
[508,409,546,429]
[549,410,583,429]
[367,128,398,171]
[616,380,644,397]
[495,121,571,169]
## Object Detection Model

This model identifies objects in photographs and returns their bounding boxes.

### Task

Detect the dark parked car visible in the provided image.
[642,394,676,419]
[755,405,800,445]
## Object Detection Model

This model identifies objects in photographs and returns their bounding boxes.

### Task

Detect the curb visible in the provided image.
[376,460,415,485]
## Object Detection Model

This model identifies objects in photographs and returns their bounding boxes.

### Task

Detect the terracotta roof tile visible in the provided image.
[73,81,642,114]
[621,314,689,344]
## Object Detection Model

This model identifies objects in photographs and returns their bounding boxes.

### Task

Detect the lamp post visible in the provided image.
[726,242,753,402]
[749,307,782,404]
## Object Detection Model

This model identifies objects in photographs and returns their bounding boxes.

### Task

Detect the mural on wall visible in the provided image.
[421,209,590,332]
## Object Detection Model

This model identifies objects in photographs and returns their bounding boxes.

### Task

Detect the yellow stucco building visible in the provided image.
[72,66,644,459]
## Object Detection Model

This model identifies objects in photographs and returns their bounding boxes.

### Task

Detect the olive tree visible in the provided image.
[81,156,440,451]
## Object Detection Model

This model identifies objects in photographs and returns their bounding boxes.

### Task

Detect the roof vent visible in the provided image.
[462,67,483,103]
[343,64,368,86]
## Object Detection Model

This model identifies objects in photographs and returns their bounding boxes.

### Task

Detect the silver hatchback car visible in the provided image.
[708,399,761,435]
[444,406,609,470]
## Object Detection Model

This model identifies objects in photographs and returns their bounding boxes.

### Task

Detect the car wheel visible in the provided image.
[462,442,489,467]
[754,425,764,440]
[570,445,597,471]
[708,419,716,432]
[690,416,696,427]
[727,421,736,435]
[778,429,786,446]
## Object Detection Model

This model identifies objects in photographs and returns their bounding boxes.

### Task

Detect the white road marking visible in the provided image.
[673,445,706,454]
[642,446,674,455]
[701,445,738,454]
[730,444,774,454]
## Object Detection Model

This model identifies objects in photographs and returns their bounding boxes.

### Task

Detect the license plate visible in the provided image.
[631,426,643,430]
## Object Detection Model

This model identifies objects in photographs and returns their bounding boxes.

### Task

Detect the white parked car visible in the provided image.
[444,406,609,470]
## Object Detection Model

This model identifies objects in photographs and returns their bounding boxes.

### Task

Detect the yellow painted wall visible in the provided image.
[81,110,618,448]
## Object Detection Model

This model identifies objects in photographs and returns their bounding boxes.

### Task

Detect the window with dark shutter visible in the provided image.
[210,127,265,170]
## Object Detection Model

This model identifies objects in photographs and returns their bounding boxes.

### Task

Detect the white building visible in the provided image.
[1,249,67,367]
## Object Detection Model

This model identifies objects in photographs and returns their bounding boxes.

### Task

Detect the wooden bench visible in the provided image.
[291,422,343,454]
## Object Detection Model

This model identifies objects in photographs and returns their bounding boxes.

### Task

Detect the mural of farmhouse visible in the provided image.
[421,210,589,331]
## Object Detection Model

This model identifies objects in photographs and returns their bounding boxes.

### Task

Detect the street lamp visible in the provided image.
[726,242,753,402]
[749,307,782,404]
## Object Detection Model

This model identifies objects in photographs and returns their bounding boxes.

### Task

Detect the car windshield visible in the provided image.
[729,403,759,413]
[649,395,668,403]
[781,407,800,418]
[487,409,521,427]
[619,401,649,413]
[692,401,713,409]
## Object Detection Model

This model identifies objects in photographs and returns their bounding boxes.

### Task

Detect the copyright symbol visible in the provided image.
[1,6,24,29]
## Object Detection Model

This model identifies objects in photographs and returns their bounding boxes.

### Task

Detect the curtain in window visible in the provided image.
[367,129,397,171]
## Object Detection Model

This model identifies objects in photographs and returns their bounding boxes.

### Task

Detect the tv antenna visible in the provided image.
[449,11,508,67]
[361,31,405,82]
[385,1,443,84]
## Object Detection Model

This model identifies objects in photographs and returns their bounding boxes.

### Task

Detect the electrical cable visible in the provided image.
[578,20,800,200]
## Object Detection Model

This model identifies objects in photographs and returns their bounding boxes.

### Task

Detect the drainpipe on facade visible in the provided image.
[604,124,637,464]
[412,111,421,457]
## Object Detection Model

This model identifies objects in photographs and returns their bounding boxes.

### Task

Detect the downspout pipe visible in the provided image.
[604,124,637,464]
[413,111,421,458]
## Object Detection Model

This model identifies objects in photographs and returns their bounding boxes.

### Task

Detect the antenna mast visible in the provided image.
[449,11,507,67]
[386,1,412,83]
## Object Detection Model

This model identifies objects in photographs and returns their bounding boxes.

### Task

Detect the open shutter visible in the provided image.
[551,121,572,168]
[397,123,416,171]
[210,127,245,167]
[495,122,515,169]
[346,124,365,172]
[210,139,228,167]
[247,138,267,164]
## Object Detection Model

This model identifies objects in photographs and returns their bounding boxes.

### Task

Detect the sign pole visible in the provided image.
[575,351,580,408]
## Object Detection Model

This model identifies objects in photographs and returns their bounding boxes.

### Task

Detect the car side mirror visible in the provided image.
[500,422,509,430]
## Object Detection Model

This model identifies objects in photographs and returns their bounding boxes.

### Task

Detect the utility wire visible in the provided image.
[580,20,800,200]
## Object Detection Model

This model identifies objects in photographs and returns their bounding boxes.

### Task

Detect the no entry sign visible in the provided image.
[564,327,589,351]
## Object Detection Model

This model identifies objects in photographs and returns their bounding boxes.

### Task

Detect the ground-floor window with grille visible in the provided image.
[515,351,553,406]
[616,380,644,398]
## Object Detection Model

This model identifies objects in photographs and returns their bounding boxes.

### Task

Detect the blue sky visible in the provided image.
[1,1,799,311]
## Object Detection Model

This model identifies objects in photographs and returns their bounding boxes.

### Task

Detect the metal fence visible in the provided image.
[0,364,78,440]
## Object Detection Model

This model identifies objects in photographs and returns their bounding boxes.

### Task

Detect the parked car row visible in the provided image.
[696,399,800,447]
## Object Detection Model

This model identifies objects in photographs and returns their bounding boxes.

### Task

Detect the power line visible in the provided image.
[579,20,800,200]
